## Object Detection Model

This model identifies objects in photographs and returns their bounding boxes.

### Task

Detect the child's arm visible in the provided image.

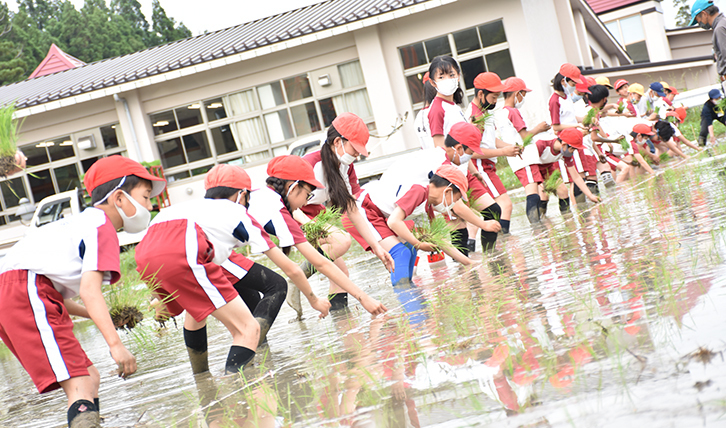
[451,199,501,233]
[64,299,90,318]
[346,205,394,272]
[263,246,330,318]
[566,166,600,203]
[633,153,655,174]
[296,241,387,315]
[79,271,136,378]
[387,208,471,265]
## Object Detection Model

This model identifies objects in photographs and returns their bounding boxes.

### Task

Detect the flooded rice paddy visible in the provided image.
[3,152,726,427]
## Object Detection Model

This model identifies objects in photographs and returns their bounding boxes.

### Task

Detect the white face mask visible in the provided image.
[116,190,150,233]
[336,141,357,166]
[514,94,525,109]
[432,187,455,215]
[458,153,473,165]
[571,94,583,103]
[564,82,576,96]
[435,78,459,96]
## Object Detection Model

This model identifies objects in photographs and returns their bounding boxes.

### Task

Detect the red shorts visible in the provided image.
[467,171,491,200]
[541,161,570,183]
[604,152,622,167]
[476,161,507,198]
[344,193,413,251]
[135,219,239,322]
[514,165,543,186]
[221,252,255,284]
[0,270,93,393]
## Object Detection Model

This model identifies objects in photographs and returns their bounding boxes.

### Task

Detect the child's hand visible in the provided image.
[587,193,601,203]
[361,296,387,316]
[110,343,136,378]
[482,220,501,233]
[415,242,437,253]
[309,296,331,318]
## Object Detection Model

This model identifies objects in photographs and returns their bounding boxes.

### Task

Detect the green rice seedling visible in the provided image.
[412,215,457,252]
[582,108,599,128]
[521,134,534,148]
[618,137,630,152]
[301,206,343,250]
[617,100,625,114]
[472,111,492,132]
[543,170,563,194]
[0,103,24,177]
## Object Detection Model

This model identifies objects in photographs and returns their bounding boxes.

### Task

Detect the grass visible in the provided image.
[301,206,343,250]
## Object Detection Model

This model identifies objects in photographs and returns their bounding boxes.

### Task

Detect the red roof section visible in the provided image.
[586,0,646,14]
[28,44,86,79]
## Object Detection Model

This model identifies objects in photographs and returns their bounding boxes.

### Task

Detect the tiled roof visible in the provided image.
[0,0,432,110]
[585,0,647,14]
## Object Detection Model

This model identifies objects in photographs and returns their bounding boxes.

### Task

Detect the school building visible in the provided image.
[0,0,705,242]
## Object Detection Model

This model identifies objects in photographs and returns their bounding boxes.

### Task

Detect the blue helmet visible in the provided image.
[690,0,714,26]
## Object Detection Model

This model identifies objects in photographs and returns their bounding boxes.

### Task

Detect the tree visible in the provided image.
[151,0,191,45]
[8,8,55,74]
[0,4,25,85]
[16,0,58,31]
[673,0,692,28]
[47,1,89,60]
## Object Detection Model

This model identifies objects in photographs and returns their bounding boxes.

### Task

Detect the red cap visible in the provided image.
[558,128,584,149]
[434,164,469,202]
[614,79,629,91]
[633,123,654,135]
[267,155,324,188]
[84,155,166,198]
[503,77,531,92]
[422,72,430,84]
[575,80,591,94]
[586,77,597,87]
[666,106,687,123]
[332,113,369,157]
[559,63,583,84]
[669,86,679,95]
[448,122,483,154]
[473,72,506,92]
[204,164,251,190]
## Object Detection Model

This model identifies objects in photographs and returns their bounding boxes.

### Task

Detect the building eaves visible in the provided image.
[0,0,439,114]
[573,0,633,65]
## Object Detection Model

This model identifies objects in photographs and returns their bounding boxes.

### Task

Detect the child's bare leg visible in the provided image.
[211,297,260,374]
[61,368,101,426]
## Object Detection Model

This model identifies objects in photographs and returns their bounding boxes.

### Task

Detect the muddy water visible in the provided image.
[3,154,726,427]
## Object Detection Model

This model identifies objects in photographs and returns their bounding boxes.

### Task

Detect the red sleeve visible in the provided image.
[348,164,361,196]
[302,150,321,167]
[563,153,575,167]
[428,100,445,136]
[627,101,637,116]
[548,94,561,125]
[395,185,428,217]
[507,107,527,132]
[86,217,121,284]
[279,208,308,246]
[227,251,255,271]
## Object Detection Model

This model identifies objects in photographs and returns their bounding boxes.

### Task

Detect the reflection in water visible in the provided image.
[3,159,726,426]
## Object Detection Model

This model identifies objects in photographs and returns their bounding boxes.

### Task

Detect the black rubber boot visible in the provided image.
[184,326,209,374]
[255,317,272,347]
[329,293,349,311]
[525,194,541,224]
[467,239,476,254]
[559,197,570,212]
[451,228,469,256]
[68,400,100,428]
[225,346,255,374]
[539,199,549,216]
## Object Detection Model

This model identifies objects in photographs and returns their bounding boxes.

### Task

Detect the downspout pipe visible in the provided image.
[113,94,143,160]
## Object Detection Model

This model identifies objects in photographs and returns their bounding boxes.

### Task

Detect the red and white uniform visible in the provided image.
[517,138,570,185]
[548,93,577,127]
[495,106,542,187]
[617,96,637,117]
[427,96,466,138]
[469,102,507,198]
[414,107,434,149]
[135,199,273,322]
[302,150,361,218]
[0,208,120,393]
[348,181,434,250]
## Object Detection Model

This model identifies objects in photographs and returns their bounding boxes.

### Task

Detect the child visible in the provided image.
[466,72,521,236]
[628,84,647,118]
[548,63,583,133]
[557,128,602,205]
[610,79,636,117]
[426,55,467,148]
[347,164,473,286]
[247,155,386,316]
[699,88,726,146]
[0,155,166,427]
[299,113,393,311]
[135,164,330,376]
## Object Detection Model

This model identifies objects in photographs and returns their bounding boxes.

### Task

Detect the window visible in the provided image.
[149,60,374,183]
[0,124,125,227]
[606,15,649,64]
[399,20,515,111]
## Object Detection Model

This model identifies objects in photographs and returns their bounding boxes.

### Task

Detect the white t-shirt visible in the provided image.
[414,108,434,149]
[151,198,273,264]
[375,148,450,207]
[1,208,120,298]
[427,97,466,138]
[247,187,307,248]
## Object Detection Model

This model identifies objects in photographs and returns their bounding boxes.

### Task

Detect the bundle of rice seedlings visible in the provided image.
[521,134,534,148]
[582,108,599,128]
[717,97,726,111]
[618,137,631,152]
[654,106,661,116]
[106,250,156,330]
[0,103,25,177]
[412,216,457,252]
[617,100,625,114]
[646,100,653,114]
[472,111,492,132]
[659,152,670,163]
[543,170,563,194]
[301,207,343,250]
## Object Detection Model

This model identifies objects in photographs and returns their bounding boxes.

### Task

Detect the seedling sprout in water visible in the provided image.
[412,215,457,252]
